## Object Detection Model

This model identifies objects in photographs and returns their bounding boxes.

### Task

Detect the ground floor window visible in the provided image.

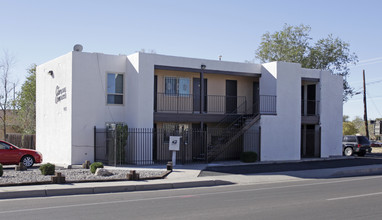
[107,73,124,104]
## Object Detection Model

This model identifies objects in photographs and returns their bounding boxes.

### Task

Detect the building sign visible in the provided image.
[55,86,67,103]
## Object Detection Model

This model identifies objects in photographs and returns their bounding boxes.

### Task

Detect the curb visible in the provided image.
[331,166,382,178]
[0,170,172,187]
[0,180,234,200]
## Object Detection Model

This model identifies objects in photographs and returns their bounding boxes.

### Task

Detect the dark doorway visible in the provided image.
[226,80,237,113]
[193,78,207,112]
[301,124,317,158]
[153,123,157,160]
[253,82,259,114]
[192,123,207,161]
[307,84,316,115]
[154,75,157,112]
[301,86,304,115]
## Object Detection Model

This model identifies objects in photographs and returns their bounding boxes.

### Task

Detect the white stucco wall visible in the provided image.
[320,71,343,157]
[37,51,342,165]
[259,62,342,161]
[125,53,155,128]
[36,53,73,165]
[260,62,302,161]
[71,52,127,164]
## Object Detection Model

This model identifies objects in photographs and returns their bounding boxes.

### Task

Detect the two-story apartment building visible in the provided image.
[36,49,343,166]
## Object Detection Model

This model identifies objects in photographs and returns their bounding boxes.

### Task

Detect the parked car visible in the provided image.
[0,140,42,167]
[370,141,382,147]
[342,135,372,156]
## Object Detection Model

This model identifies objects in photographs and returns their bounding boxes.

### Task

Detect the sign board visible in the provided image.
[375,121,382,135]
[55,85,67,104]
[169,136,181,151]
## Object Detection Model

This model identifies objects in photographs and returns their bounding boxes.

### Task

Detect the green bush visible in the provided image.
[90,162,104,174]
[39,163,55,175]
[0,163,3,177]
[240,152,258,163]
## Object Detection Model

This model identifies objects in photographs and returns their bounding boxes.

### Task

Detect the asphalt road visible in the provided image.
[1,175,382,220]
[200,156,382,176]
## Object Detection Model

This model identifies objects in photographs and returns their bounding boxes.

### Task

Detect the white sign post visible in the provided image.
[169,136,181,166]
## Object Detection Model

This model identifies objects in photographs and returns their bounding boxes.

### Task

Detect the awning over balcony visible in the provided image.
[155,65,261,77]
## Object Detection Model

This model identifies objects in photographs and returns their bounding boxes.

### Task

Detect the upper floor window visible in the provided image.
[107,73,123,104]
[165,77,190,95]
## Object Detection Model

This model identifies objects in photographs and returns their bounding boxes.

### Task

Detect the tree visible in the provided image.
[255,24,358,102]
[343,122,358,135]
[350,116,376,139]
[352,116,364,133]
[0,51,17,139]
[14,64,36,134]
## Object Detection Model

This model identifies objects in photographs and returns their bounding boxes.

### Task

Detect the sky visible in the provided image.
[0,0,381,120]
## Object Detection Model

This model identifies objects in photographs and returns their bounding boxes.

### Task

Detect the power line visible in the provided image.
[367,91,382,118]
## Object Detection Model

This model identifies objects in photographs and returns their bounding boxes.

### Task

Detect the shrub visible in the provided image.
[39,163,55,175]
[0,163,3,177]
[90,162,104,174]
[240,152,258,163]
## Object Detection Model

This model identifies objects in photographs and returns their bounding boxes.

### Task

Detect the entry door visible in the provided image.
[193,78,207,112]
[192,123,207,160]
[154,75,157,112]
[226,80,237,113]
[153,123,157,161]
[301,124,316,158]
[253,82,259,114]
[305,125,315,157]
[307,84,316,115]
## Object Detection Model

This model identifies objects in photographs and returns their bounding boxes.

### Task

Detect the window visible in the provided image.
[165,77,190,95]
[107,73,123,104]
[0,142,11,150]
[357,136,370,145]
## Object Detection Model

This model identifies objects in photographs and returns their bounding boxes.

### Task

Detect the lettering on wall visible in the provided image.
[55,85,67,104]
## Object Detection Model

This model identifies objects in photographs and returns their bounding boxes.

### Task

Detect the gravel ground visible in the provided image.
[0,167,167,185]
[372,147,382,153]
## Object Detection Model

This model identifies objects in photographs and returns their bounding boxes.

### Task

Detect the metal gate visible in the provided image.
[94,126,259,166]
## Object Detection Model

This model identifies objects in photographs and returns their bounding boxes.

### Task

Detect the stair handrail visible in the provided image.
[214,100,248,128]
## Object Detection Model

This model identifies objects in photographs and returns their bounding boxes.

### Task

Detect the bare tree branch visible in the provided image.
[0,50,17,139]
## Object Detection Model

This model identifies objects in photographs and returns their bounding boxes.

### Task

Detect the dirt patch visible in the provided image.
[372,147,382,153]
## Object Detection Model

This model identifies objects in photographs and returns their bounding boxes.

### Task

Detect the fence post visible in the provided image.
[114,129,117,167]
[31,135,34,150]
[204,129,208,163]
[259,126,261,162]
[94,126,96,163]
[184,126,186,165]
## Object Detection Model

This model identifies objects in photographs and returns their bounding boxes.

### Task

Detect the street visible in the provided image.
[201,156,382,176]
[1,175,382,220]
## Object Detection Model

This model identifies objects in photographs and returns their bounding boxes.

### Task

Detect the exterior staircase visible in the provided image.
[206,113,260,163]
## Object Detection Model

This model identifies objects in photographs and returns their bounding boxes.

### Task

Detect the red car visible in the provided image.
[371,141,382,147]
[0,140,42,167]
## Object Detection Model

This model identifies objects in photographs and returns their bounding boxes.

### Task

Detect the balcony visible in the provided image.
[301,99,320,124]
[155,93,247,114]
[255,95,277,115]
[154,93,276,122]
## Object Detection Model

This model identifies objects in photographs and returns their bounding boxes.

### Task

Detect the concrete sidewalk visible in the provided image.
[2,158,382,200]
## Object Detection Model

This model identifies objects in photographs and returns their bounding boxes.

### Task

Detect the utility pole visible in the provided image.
[363,70,369,139]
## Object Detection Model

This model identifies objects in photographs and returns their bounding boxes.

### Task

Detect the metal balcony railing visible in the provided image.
[301,100,320,116]
[155,93,247,114]
[254,95,277,115]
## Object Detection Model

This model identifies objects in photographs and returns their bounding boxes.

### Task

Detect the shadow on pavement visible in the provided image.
[199,157,382,179]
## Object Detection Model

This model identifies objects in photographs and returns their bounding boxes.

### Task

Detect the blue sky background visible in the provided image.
[1,0,381,120]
